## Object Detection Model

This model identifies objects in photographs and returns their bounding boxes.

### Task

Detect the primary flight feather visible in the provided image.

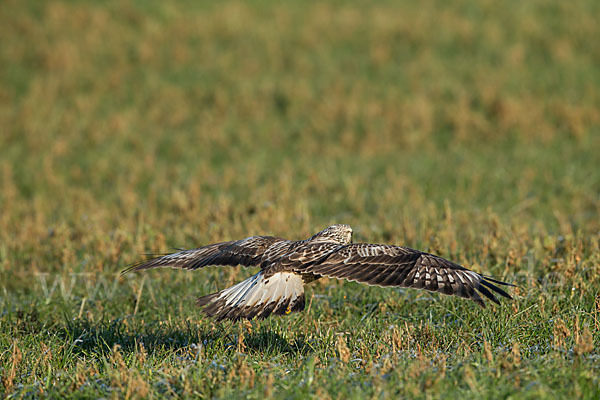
[123,224,514,321]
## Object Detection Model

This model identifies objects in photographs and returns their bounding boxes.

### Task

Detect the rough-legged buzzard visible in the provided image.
[123,224,513,321]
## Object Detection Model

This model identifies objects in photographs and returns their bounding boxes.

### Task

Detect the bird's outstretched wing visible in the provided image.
[296,243,513,306]
[122,236,288,274]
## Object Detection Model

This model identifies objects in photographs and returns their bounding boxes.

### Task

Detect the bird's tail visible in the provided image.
[196,271,305,321]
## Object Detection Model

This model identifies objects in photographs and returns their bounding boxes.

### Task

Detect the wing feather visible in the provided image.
[122,236,288,274]
[297,243,513,307]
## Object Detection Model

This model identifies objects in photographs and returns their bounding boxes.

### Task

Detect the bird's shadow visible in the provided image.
[61,316,312,358]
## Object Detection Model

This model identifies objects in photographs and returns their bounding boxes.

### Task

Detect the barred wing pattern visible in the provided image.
[297,243,512,306]
[270,242,344,271]
[122,236,288,273]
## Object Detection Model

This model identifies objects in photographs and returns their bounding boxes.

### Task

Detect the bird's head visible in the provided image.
[308,224,353,244]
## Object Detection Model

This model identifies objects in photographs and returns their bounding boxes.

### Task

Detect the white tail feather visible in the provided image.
[197,271,305,321]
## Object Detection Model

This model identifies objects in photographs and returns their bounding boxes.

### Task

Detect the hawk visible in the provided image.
[123,224,513,321]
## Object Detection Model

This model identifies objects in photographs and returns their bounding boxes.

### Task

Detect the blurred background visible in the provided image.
[1,0,599,397]
[1,0,599,297]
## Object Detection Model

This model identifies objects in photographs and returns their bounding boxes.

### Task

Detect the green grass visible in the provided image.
[1,0,599,398]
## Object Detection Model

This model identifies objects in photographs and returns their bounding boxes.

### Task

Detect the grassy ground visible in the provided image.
[1,0,599,398]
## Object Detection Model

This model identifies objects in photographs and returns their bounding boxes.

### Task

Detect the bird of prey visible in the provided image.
[123,224,513,321]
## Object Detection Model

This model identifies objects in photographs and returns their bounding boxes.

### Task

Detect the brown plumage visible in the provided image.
[123,224,514,321]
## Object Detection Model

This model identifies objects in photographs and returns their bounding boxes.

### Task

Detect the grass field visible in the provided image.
[1,0,599,398]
